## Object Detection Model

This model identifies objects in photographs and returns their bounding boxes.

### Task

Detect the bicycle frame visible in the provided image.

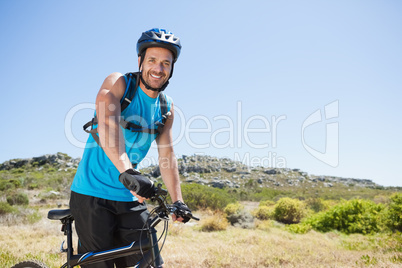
[12,185,198,268]
[48,187,173,268]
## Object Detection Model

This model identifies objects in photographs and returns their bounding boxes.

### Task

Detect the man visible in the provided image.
[69,28,190,268]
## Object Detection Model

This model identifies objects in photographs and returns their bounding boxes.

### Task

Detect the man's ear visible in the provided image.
[138,56,142,71]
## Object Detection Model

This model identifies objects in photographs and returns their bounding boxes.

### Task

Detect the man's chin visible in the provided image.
[146,80,166,90]
[148,83,163,90]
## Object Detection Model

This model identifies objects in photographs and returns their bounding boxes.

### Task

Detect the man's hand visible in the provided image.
[130,191,147,203]
[172,200,192,223]
[119,169,155,201]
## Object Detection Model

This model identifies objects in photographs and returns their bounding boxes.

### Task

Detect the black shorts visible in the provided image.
[70,191,163,268]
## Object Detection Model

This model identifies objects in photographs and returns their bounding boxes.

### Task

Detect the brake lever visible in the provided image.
[184,211,200,221]
[190,214,200,221]
[154,185,167,197]
[173,208,200,221]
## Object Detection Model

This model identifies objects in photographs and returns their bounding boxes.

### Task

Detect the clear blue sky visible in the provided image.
[1,0,401,186]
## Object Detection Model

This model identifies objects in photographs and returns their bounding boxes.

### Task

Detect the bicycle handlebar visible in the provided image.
[172,206,200,221]
[150,184,199,222]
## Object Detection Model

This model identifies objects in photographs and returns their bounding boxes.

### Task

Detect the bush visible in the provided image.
[200,213,229,232]
[0,202,17,214]
[305,198,329,213]
[0,179,21,191]
[6,192,29,206]
[253,206,272,220]
[286,223,312,234]
[11,168,24,174]
[27,183,39,190]
[273,198,307,224]
[0,182,14,191]
[181,183,236,211]
[224,202,244,216]
[224,203,254,228]
[259,200,275,207]
[306,199,385,234]
[385,193,402,232]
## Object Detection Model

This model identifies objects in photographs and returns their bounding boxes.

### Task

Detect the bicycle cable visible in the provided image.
[138,204,168,267]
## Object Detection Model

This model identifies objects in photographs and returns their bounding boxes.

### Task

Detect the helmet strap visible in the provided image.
[139,74,169,92]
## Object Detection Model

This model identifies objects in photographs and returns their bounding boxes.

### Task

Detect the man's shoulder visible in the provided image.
[97,72,127,102]
[106,72,124,78]
[101,72,126,87]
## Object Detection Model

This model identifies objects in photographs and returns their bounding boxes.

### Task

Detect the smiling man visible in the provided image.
[139,47,172,93]
[69,28,191,268]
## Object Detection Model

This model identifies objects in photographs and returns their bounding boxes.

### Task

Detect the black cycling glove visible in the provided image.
[173,200,192,223]
[119,169,155,199]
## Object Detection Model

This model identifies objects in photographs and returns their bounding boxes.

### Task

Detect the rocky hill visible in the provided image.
[0,152,80,171]
[0,153,388,193]
[142,154,382,190]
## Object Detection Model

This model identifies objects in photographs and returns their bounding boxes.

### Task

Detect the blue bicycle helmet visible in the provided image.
[137,28,181,62]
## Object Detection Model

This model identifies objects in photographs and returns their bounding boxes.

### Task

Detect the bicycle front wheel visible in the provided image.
[11,260,49,268]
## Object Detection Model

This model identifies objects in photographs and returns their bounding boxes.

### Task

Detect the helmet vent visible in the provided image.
[137,28,182,62]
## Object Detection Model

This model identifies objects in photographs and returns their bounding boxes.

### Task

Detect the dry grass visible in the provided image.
[198,212,229,232]
[162,223,401,268]
[1,208,401,268]
[0,209,69,268]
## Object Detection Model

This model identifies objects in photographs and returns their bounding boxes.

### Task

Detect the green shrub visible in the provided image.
[0,182,14,191]
[0,179,21,191]
[385,193,402,232]
[306,199,385,234]
[27,183,39,190]
[273,198,307,224]
[10,179,21,188]
[0,202,17,214]
[224,202,244,216]
[305,198,329,213]
[245,179,256,188]
[253,206,272,220]
[6,192,29,206]
[47,167,57,172]
[11,168,24,174]
[181,183,235,211]
[259,200,275,207]
[286,223,312,234]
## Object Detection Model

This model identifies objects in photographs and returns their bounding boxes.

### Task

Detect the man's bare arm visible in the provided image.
[96,72,132,173]
[156,103,183,203]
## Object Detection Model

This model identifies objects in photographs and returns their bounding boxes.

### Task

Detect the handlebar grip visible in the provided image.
[190,215,200,221]
[175,209,200,222]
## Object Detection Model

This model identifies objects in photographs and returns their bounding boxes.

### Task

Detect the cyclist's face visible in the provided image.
[139,47,173,90]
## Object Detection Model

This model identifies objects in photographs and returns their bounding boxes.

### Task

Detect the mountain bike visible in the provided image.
[11,184,199,268]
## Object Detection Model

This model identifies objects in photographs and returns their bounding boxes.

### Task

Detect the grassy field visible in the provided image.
[1,156,401,267]
[1,204,401,268]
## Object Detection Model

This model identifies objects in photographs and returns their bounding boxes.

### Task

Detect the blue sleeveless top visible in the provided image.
[71,76,173,201]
